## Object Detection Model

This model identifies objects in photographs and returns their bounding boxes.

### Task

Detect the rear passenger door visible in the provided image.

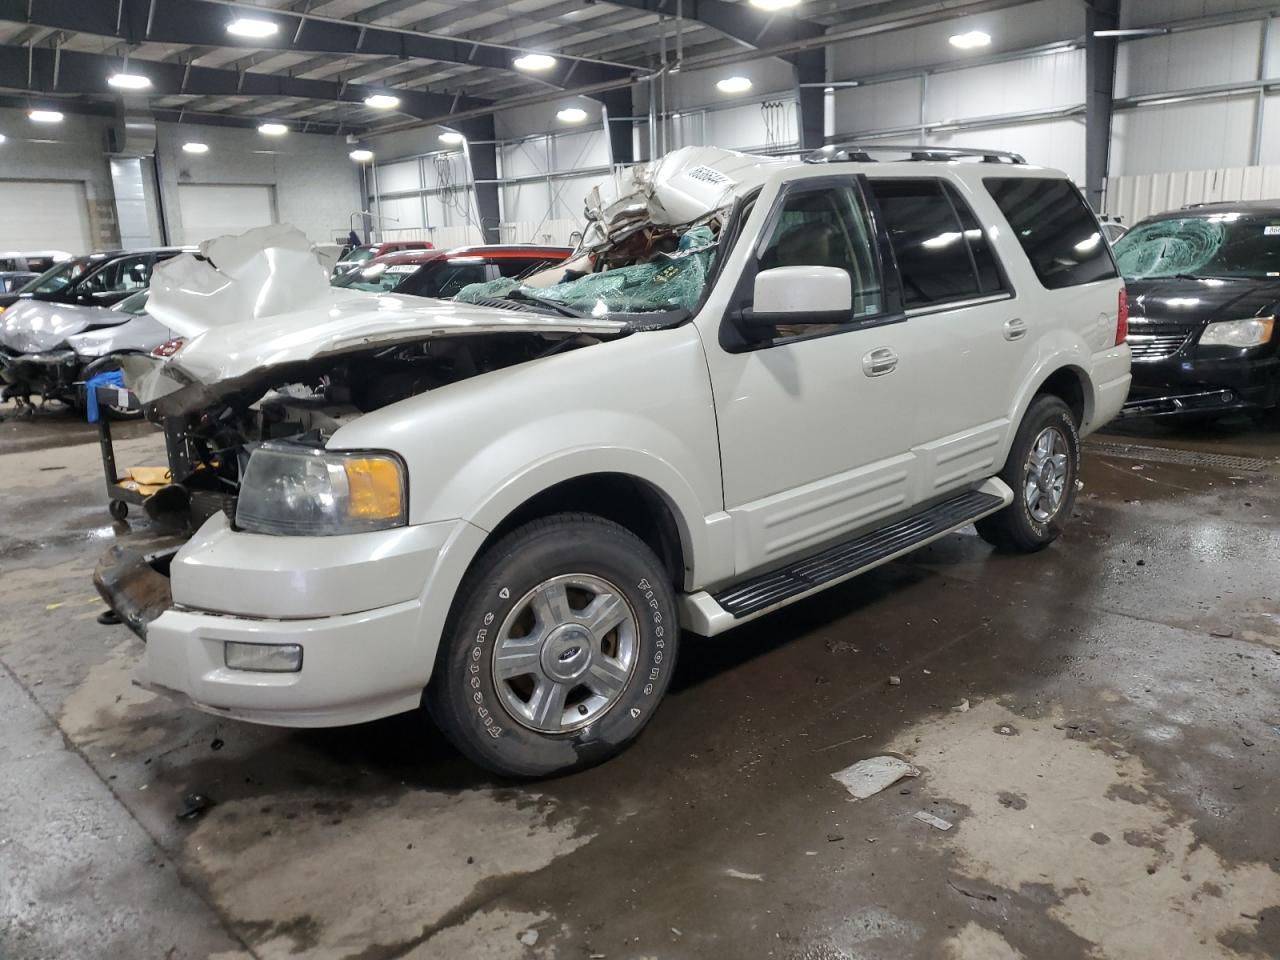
[867,177,1025,501]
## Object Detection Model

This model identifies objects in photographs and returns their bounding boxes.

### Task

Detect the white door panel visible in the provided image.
[729,451,915,570]
[715,324,923,571]
[708,177,921,576]
[0,180,92,254]
[907,299,1023,496]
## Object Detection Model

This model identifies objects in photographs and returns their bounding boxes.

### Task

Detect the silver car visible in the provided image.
[0,290,171,417]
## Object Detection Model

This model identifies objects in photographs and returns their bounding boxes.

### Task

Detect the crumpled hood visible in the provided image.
[1126,277,1280,328]
[0,298,127,354]
[124,224,625,414]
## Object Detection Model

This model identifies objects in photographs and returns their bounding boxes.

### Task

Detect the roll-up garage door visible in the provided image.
[177,184,277,244]
[0,180,93,254]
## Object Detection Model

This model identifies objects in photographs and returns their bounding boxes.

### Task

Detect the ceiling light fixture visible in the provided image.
[364,94,401,110]
[439,131,465,145]
[182,141,209,154]
[556,107,588,123]
[949,30,992,49]
[349,148,374,162]
[29,110,63,123]
[749,0,800,9]
[226,17,279,38]
[716,76,752,94]
[514,53,557,72]
[258,122,288,135]
[108,72,151,90]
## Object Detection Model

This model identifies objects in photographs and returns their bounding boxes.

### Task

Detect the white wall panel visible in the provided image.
[1124,0,1266,29]
[701,100,797,150]
[549,174,601,221]
[376,160,421,194]
[928,118,1085,182]
[550,130,608,171]
[828,0,1079,79]
[501,139,551,179]
[833,78,922,134]
[376,195,424,231]
[1111,95,1257,176]
[924,48,1083,123]
[1115,22,1262,98]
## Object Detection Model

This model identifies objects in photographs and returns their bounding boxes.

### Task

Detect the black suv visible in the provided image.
[0,248,192,312]
[1114,202,1280,418]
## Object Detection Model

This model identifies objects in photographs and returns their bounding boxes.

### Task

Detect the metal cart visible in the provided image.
[93,381,151,521]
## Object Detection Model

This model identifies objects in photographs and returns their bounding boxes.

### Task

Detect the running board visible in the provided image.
[680,479,1012,636]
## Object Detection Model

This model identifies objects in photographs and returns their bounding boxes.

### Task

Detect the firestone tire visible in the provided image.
[426,513,679,778]
[975,394,1080,553]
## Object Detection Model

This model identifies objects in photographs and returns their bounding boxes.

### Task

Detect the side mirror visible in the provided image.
[739,266,852,335]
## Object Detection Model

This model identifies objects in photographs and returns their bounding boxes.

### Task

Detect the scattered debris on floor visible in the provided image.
[888,675,902,686]
[832,756,920,800]
[954,699,971,712]
[518,928,538,946]
[176,792,214,821]
[913,810,953,831]
[724,868,764,882]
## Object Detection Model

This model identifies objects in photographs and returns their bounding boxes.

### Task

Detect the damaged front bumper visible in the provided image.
[95,512,473,727]
[0,347,80,400]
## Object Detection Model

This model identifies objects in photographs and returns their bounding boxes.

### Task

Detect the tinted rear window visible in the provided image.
[984,177,1116,289]
[869,178,1007,308]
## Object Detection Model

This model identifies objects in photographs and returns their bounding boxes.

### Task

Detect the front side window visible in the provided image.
[1111,214,1280,280]
[76,255,151,295]
[985,177,1116,289]
[25,257,92,294]
[757,183,883,319]
[869,178,1005,309]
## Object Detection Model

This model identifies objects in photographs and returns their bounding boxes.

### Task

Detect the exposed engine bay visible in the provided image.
[123,146,767,526]
[151,330,603,526]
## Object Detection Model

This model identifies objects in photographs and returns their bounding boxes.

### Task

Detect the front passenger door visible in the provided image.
[702,176,924,575]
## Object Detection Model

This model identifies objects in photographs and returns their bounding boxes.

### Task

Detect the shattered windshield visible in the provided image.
[454,223,720,317]
[1113,214,1280,279]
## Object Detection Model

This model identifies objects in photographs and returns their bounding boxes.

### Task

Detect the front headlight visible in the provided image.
[235,443,407,536]
[1199,316,1275,347]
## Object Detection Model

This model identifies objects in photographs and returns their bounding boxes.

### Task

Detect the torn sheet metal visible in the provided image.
[579,146,783,251]
[125,224,625,413]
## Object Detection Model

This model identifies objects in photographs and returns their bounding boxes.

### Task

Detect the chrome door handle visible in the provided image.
[862,347,898,377]
[1003,317,1028,341]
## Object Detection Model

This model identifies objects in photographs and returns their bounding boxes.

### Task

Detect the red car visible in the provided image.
[331,244,575,298]
[333,240,433,276]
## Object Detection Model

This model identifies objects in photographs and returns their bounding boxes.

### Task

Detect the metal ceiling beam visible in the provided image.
[0,0,636,87]
[0,43,490,120]
[600,0,826,57]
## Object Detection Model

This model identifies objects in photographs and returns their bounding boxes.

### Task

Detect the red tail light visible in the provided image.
[152,337,186,358]
[1116,286,1129,346]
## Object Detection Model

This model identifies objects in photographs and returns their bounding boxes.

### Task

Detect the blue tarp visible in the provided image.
[85,369,127,423]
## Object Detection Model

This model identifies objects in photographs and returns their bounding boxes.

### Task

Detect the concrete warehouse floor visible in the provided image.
[1,400,1278,960]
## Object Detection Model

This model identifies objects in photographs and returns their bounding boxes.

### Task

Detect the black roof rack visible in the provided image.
[804,143,1027,165]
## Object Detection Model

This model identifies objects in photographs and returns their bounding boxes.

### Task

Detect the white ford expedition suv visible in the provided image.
[98,145,1131,777]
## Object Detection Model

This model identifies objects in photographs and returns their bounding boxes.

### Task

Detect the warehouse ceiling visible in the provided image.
[0,0,1021,133]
